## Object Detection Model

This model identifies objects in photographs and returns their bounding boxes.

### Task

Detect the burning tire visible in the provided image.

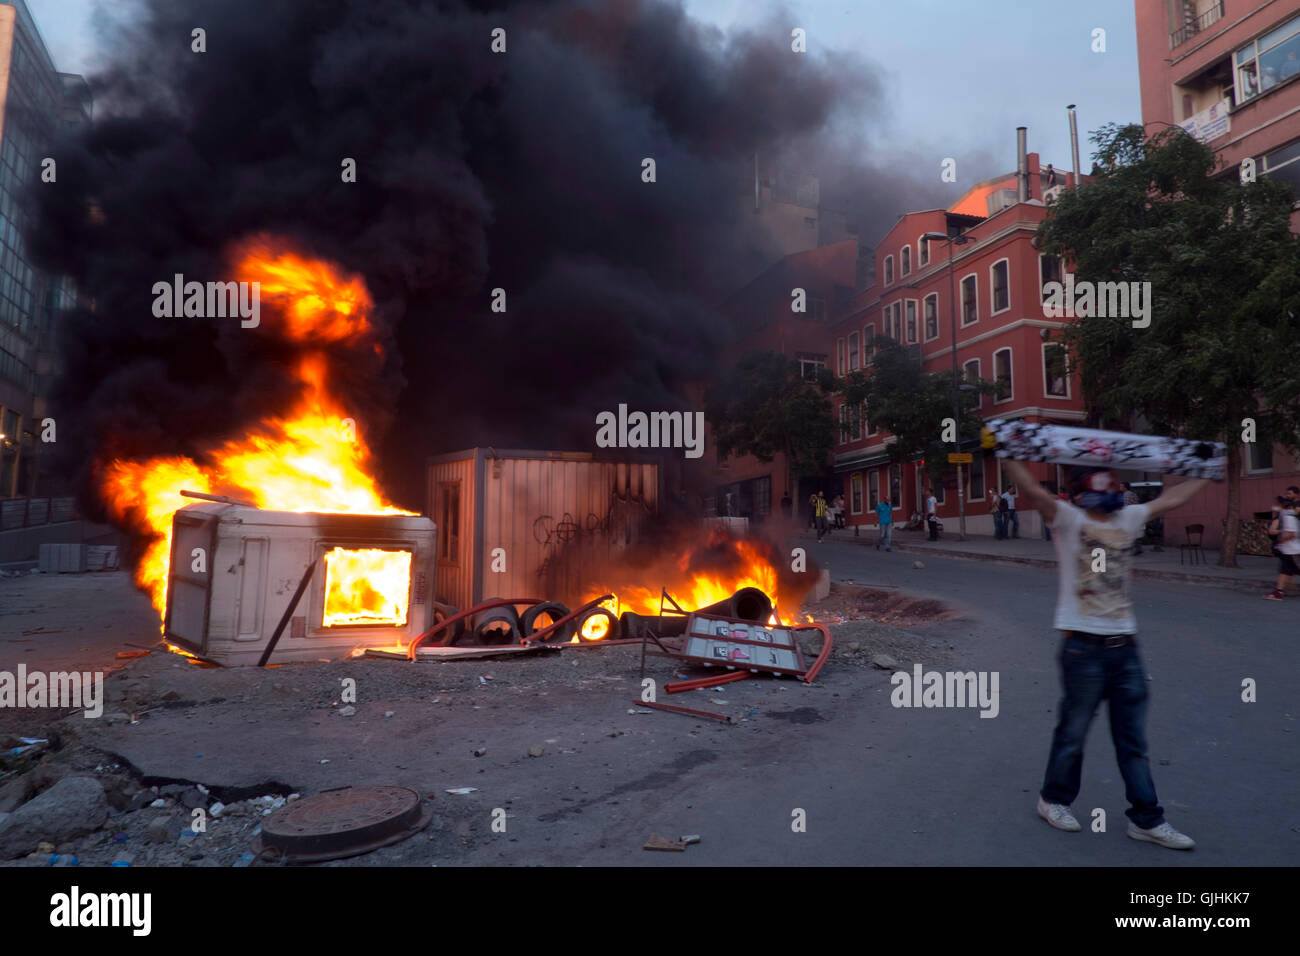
[470,600,522,646]
[433,602,466,646]
[520,602,576,644]
[575,607,618,642]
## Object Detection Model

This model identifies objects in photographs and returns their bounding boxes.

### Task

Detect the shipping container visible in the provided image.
[427,449,660,613]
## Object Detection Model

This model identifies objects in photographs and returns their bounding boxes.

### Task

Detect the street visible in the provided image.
[4,538,1293,867]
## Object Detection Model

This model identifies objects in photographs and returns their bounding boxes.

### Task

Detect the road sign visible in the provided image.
[947,453,973,464]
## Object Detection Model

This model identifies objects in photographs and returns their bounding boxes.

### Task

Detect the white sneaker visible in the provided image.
[1037,797,1081,832]
[1127,821,1195,850]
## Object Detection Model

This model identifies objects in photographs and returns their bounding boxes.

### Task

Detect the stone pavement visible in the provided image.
[807,525,1284,594]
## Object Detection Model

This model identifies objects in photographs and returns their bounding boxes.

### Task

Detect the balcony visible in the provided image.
[1171,1,1225,49]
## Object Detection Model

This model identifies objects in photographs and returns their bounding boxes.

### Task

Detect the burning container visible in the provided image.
[163,502,436,666]
[427,449,659,613]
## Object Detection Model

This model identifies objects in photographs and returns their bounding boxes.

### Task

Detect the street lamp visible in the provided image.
[923,230,976,541]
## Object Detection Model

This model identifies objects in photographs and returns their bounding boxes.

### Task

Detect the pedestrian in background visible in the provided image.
[814,492,829,542]
[1266,497,1299,600]
[875,497,893,551]
[1000,484,1018,538]
[926,488,939,541]
[990,489,1006,539]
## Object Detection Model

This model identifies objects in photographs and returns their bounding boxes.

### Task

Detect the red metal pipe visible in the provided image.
[796,623,833,683]
[519,594,615,645]
[665,671,750,694]
[634,699,731,722]
[405,598,545,660]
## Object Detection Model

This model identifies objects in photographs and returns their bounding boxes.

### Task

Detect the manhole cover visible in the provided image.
[255,785,432,863]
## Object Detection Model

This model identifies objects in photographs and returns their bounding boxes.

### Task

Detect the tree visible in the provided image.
[1038,122,1300,566]
[704,351,835,491]
[839,338,991,488]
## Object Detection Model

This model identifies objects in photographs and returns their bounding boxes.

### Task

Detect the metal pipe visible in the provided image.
[258,559,317,667]
[1016,127,1028,202]
[1068,105,1081,190]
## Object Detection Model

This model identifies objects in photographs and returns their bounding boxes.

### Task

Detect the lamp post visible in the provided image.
[923,230,975,541]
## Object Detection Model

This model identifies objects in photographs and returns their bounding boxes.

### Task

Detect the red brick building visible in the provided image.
[829,151,1087,537]
[1136,0,1300,548]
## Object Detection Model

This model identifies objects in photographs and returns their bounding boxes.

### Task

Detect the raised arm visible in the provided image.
[1145,477,1209,520]
[1000,459,1057,524]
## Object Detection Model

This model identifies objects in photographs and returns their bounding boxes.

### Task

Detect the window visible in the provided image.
[893,301,903,340]
[864,324,876,361]
[1247,441,1274,472]
[848,331,860,371]
[1043,343,1068,397]
[810,297,826,321]
[993,347,1012,403]
[836,338,846,375]
[924,294,939,340]
[851,473,864,514]
[969,453,985,500]
[990,259,1010,314]
[919,235,930,267]
[884,255,894,285]
[889,464,901,507]
[838,403,849,444]
[799,355,825,380]
[869,470,880,509]
[863,400,875,435]
[1235,14,1300,103]
[905,300,917,343]
[1262,138,1300,192]
[1039,254,1063,300]
[963,358,981,409]
[932,482,945,506]
[960,274,978,326]
[901,246,911,276]
[855,401,865,440]
[438,482,461,563]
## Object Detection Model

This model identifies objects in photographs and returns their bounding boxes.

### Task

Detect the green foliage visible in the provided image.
[840,339,992,482]
[1038,122,1300,451]
[704,351,834,478]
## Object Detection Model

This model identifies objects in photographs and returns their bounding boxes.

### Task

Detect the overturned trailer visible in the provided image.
[427,449,660,614]
[163,502,437,666]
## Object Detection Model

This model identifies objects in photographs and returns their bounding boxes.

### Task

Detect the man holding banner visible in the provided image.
[985,421,1223,852]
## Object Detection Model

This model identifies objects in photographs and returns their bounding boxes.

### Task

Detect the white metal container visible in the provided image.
[163,502,436,666]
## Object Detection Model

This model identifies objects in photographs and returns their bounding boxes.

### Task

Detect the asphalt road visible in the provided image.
[4,547,1296,867]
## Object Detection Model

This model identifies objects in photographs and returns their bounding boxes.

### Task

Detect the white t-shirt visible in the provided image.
[1049,500,1150,635]
[1280,512,1300,556]
[1001,490,1016,512]
[926,495,937,516]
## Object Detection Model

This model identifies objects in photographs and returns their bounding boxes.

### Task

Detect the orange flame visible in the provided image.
[102,239,412,618]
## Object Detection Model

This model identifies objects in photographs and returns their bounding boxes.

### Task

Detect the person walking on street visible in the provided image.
[926,488,939,541]
[1266,497,1299,600]
[990,489,1006,539]
[814,492,829,542]
[1002,458,1208,851]
[875,497,893,551]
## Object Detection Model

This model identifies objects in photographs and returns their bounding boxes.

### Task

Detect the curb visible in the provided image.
[805,532,1276,595]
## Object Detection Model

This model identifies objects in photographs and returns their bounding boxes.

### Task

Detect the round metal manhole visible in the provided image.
[255,785,432,863]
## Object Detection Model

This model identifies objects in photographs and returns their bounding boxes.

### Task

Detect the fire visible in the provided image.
[579,529,802,639]
[101,237,412,618]
[322,548,411,627]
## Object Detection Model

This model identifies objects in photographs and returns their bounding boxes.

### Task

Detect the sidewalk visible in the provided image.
[808,526,1282,594]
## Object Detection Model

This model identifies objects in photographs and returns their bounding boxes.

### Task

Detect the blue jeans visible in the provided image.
[1006,510,1019,538]
[1040,635,1164,829]
[877,523,892,549]
[993,511,1006,539]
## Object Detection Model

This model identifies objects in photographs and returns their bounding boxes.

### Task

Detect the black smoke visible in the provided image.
[29,0,940,512]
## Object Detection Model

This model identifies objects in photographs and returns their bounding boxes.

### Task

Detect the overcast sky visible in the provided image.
[28,0,1142,183]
